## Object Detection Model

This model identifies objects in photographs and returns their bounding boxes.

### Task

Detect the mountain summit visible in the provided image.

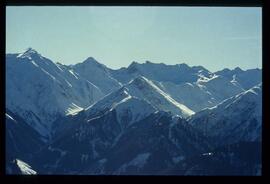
[16,48,42,59]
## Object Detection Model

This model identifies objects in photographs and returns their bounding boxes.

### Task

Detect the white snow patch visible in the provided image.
[30,60,39,67]
[69,70,79,79]
[66,103,84,115]
[65,79,73,87]
[55,63,64,72]
[197,74,218,83]
[16,159,37,175]
[202,152,213,156]
[6,113,16,122]
[16,53,25,58]
[107,73,123,87]
[40,68,56,80]
[87,116,101,122]
[231,74,237,83]
[86,80,100,90]
[110,94,132,111]
[144,77,194,116]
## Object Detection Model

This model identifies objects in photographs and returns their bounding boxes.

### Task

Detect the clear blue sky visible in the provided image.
[6,6,262,72]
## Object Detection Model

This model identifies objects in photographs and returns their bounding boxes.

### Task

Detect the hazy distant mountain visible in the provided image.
[109,61,213,84]
[109,61,255,112]
[154,74,245,112]
[215,67,262,90]
[72,57,122,94]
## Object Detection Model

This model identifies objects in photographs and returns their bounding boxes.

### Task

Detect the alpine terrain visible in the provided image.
[5,48,262,175]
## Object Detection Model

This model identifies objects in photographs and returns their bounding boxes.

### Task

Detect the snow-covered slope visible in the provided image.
[85,87,157,127]
[6,159,38,175]
[196,74,245,101]
[125,76,194,117]
[6,48,104,139]
[151,73,244,112]
[110,61,244,112]
[188,83,262,145]
[5,109,44,174]
[153,81,216,112]
[15,159,37,175]
[215,67,262,90]
[72,57,122,94]
[86,76,194,118]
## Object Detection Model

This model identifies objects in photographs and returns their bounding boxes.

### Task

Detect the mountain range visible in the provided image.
[5,48,262,175]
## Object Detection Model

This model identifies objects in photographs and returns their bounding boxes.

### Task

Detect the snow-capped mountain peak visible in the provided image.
[6,50,106,139]
[128,75,148,86]
[72,57,122,94]
[127,76,195,117]
[85,87,131,113]
[85,75,195,119]
[17,47,42,59]
[85,86,156,127]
